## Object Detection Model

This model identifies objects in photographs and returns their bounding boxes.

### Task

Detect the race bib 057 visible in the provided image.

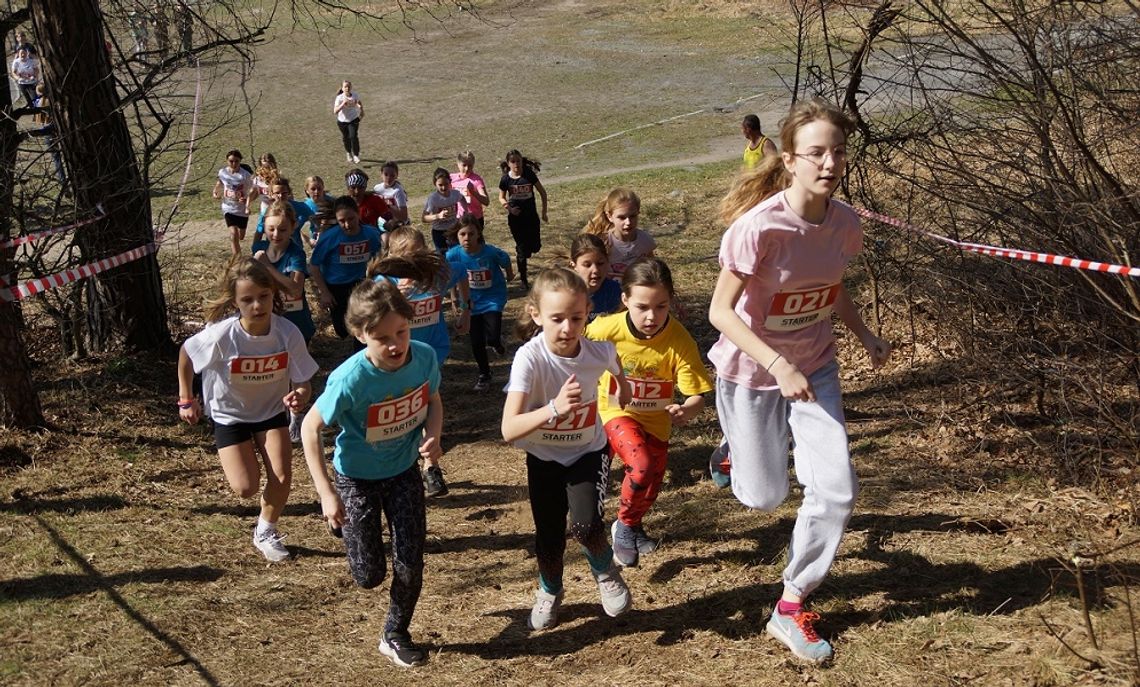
[365,383,430,442]
[764,284,838,332]
[229,352,289,385]
[338,241,371,264]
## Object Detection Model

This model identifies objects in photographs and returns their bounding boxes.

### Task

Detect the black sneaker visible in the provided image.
[473,374,491,392]
[379,632,427,667]
[423,465,449,498]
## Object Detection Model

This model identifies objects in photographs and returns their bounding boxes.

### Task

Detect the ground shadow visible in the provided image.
[2,565,223,602]
[425,480,527,511]
[0,492,129,515]
[189,500,321,518]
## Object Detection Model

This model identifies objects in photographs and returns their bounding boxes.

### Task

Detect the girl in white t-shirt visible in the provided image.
[177,257,319,562]
[707,98,891,664]
[251,152,280,219]
[582,188,657,279]
[501,268,633,631]
[333,80,363,163]
[212,149,254,256]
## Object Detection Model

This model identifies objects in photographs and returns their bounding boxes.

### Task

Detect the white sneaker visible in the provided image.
[593,562,632,617]
[253,527,289,562]
[352,154,361,164]
[346,152,352,162]
[528,587,562,630]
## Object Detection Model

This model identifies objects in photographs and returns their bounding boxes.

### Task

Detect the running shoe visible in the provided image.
[709,442,732,489]
[528,587,563,631]
[423,465,449,498]
[252,527,289,562]
[611,520,639,567]
[593,562,632,617]
[766,610,834,664]
[379,632,427,667]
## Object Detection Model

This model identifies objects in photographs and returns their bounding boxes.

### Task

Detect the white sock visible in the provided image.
[256,517,276,536]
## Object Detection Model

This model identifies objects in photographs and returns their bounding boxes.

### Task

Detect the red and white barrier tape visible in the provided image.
[1,242,158,303]
[0,204,107,250]
[854,206,1140,279]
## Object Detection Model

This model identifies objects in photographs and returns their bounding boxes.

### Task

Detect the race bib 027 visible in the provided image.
[229,352,289,385]
[764,284,838,332]
[467,268,492,289]
[365,382,430,442]
[529,400,598,446]
[410,295,442,329]
[338,241,371,264]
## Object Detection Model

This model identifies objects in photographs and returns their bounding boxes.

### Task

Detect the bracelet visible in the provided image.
[177,399,195,409]
[547,399,560,423]
[765,354,783,372]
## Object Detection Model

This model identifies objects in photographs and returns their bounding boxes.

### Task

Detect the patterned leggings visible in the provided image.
[335,466,426,636]
[526,449,612,592]
[604,416,670,527]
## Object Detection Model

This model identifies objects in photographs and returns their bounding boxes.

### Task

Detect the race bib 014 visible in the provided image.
[229,352,289,385]
[529,400,597,446]
[365,382,430,442]
[764,284,838,332]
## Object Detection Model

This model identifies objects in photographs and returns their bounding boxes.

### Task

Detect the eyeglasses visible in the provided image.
[793,150,847,166]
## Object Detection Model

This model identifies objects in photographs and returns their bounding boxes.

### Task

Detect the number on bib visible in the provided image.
[611,376,674,411]
[229,352,289,385]
[468,268,492,289]
[410,295,442,328]
[365,383,430,442]
[765,284,838,332]
[529,400,598,446]
[339,241,371,264]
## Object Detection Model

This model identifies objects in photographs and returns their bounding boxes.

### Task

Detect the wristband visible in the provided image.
[765,354,783,372]
[177,399,195,409]
[547,399,560,423]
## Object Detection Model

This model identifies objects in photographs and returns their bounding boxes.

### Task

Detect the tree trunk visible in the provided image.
[29,0,173,353]
[0,7,45,428]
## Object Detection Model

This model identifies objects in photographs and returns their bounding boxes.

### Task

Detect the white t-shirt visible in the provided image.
[217,166,253,216]
[422,189,466,234]
[504,334,619,465]
[183,315,319,425]
[10,56,37,84]
[334,91,362,122]
[608,229,657,278]
[373,181,408,211]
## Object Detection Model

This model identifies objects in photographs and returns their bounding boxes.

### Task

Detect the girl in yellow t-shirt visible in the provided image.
[585,256,713,568]
[742,114,778,169]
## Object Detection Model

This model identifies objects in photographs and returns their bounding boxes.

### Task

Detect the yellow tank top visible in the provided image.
[742,135,769,169]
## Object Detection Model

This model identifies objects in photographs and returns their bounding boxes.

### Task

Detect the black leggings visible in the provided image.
[527,449,612,593]
[328,280,365,352]
[336,466,426,636]
[337,118,361,156]
[469,311,503,376]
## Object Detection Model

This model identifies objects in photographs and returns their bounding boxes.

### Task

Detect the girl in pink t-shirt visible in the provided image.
[582,188,657,279]
[450,150,490,230]
[707,99,891,665]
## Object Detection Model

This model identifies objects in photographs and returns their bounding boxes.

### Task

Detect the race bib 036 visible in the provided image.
[338,241,371,264]
[365,382,430,442]
[410,295,442,329]
[529,400,597,446]
[229,352,289,385]
[468,268,492,289]
[764,284,838,332]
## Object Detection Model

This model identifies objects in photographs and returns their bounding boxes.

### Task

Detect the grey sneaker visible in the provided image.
[593,562,631,617]
[528,587,563,631]
[709,442,731,488]
[253,527,289,562]
[378,632,427,667]
[611,519,639,567]
[632,524,659,555]
[766,610,834,664]
[288,412,303,444]
[423,465,449,498]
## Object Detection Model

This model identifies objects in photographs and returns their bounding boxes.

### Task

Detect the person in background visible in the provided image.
[741,113,778,170]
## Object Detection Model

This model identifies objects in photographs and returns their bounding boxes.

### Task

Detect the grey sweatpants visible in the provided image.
[715,359,856,599]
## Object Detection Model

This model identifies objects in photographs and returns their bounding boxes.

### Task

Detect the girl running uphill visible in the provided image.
[451,150,490,230]
[582,188,656,279]
[310,196,384,352]
[422,167,467,255]
[501,267,633,631]
[586,257,712,567]
[177,257,318,561]
[368,226,471,497]
[569,233,621,322]
[445,216,513,391]
[301,279,442,667]
[374,161,409,223]
[213,149,253,256]
[707,99,891,664]
[498,149,548,289]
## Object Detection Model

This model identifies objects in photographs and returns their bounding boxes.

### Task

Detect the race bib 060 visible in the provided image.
[282,295,304,312]
[764,284,838,332]
[529,400,597,446]
[229,352,288,385]
[611,376,674,411]
[468,268,492,289]
[410,295,442,328]
[365,382,430,442]
[338,241,370,264]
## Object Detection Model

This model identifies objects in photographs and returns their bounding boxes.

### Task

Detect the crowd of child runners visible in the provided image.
[178,100,892,668]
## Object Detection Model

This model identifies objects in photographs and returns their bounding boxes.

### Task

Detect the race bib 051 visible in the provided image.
[764,284,838,332]
[365,382,430,442]
[229,352,289,385]
[529,400,597,446]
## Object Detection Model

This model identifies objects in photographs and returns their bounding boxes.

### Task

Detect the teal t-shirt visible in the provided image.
[315,341,440,480]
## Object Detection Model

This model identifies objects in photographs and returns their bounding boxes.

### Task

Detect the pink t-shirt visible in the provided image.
[707,192,862,391]
[450,172,486,219]
[608,229,657,277]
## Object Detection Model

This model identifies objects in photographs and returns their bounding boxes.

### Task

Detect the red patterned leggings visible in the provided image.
[604,416,669,527]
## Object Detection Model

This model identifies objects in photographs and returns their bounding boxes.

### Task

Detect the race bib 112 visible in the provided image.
[611,376,674,411]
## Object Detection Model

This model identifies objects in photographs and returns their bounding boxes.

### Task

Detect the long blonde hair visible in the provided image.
[582,188,640,237]
[203,257,282,322]
[515,267,589,341]
[719,99,855,225]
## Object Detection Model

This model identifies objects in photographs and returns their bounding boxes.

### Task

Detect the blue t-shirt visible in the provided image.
[255,200,312,251]
[445,243,510,315]
[263,244,316,342]
[590,278,622,322]
[309,224,382,285]
[315,341,441,480]
[377,265,463,364]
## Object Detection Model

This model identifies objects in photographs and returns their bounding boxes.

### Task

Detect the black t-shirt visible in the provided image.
[499,168,539,216]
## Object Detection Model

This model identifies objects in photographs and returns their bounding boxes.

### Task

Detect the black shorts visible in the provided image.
[223,212,250,230]
[214,411,288,449]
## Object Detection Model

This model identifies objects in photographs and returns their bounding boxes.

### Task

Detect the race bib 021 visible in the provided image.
[229,352,289,385]
[338,241,371,264]
[410,295,442,329]
[467,268,492,289]
[365,382,430,442]
[529,400,598,446]
[764,284,838,332]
